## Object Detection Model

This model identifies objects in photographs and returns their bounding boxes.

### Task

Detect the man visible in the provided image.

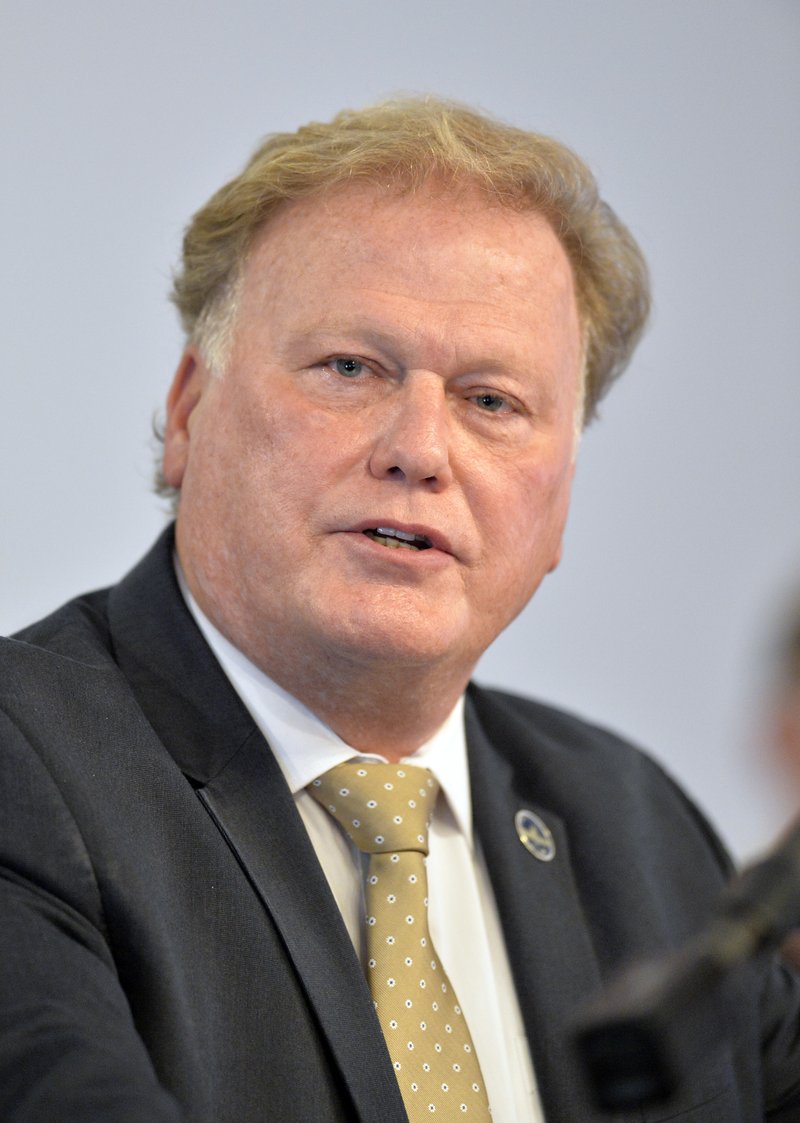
[1,99,799,1121]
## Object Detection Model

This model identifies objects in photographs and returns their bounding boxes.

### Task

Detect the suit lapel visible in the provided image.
[466,689,630,1123]
[107,529,407,1123]
[197,730,407,1122]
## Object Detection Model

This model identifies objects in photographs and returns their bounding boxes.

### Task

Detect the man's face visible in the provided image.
[164,183,582,690]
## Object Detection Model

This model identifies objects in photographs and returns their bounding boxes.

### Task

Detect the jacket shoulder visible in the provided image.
[5,588,115,669]
[467,680,734,876]
[468,680,668,769]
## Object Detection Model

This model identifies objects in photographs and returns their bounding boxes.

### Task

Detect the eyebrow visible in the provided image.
[285,320,406,353]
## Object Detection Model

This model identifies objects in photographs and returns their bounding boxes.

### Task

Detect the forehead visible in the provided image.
[243,181,575,297]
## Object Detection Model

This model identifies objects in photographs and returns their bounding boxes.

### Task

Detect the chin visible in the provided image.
[320,603,473,670]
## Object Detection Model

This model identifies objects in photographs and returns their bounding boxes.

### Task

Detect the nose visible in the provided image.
[368,372,454,491]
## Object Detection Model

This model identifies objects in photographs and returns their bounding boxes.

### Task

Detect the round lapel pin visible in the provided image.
[515,809,556,862]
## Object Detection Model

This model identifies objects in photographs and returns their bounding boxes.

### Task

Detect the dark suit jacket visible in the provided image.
[2,527,799,1122]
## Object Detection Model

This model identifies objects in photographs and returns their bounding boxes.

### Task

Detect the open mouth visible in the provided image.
[363,527,433,551]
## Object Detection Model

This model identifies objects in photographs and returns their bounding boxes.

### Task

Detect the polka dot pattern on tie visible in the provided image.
[310,762,492,1121]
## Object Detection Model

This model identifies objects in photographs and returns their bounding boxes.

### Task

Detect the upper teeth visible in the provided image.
[365,527,432,550]
[376,526,417,542]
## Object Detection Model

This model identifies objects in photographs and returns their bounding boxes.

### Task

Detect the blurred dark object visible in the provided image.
[573,818,800,1112]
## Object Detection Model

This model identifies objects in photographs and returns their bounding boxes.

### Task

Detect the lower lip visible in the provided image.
[339,531,453,570]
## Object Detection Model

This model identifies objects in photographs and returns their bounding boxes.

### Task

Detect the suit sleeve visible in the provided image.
[0,709,182,1122]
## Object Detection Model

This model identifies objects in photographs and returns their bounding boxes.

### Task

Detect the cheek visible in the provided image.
[233,381,365,475]
[489,454,575,558]
[204,391,368,544]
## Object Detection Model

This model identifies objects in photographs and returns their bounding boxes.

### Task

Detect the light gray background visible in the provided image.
[2,1,798,860]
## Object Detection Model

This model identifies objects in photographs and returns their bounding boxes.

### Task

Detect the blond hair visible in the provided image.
[157,98,650,497]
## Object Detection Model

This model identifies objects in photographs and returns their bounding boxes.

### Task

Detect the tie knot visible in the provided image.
[310,761,439,855]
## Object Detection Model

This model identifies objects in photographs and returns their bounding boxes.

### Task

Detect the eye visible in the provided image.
[472,392,509,413]
[331,357,365,378]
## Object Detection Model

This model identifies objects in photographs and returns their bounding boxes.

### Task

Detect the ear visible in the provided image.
[162,347,208,490]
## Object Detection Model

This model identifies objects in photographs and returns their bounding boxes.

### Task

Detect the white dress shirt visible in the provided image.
[179,574,544,1121]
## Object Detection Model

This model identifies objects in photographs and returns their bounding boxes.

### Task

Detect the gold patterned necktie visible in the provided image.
[310,761,492,1120]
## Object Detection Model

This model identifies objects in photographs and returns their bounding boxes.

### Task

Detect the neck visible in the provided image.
[262,647,472,761]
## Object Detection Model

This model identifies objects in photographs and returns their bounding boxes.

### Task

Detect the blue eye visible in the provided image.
[332,358,364,378]
[474,393,506,412]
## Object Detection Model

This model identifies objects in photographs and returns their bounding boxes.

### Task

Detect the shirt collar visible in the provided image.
[176,559,474,846]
